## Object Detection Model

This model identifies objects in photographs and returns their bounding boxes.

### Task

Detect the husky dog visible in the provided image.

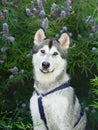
[30,28,87,130]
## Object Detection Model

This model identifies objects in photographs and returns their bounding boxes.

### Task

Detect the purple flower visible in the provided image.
[51,3,57,12]
[66,0,72,6]
[31,1,34,8]
[92,47,97,52]
[19,69,24,74]
[9,74,14,79]
[7,36,15,43]
[10,66,19,74]
[25,8,33,18]
[82,19,86,24]
[72,44,76,48]
[1,47,8,52]
[18,117,23,121]
[0,32,3,35]
[77,34,82,40]
[7,2,13,6]
[39,10,45,19]
[26,8,31,16]
[66,0,72,3]
[55,34,59,39]
[0,12,4,20]
[92,25,98,32]
[89,33,94,39]
[3,22,9,36]
[60,10,66,18]
[89,17,94,23]
[2,0,7,5]
[22,103,26,108]
[0,12,3,16]
[14,0,20,4]
[43,0,47,2]
[41,17,48,30]
[68,32,72,37]
[32,8,37,14]
[13,19,18,23]
[91,109,96,113]
[86,16,94,23]
[0,60,4,64]
[65,6,72,15]
[63,26,67,31]
[84,107,89,112]
[51,3,59,17]
[37,0,43,10]
[3,9,8,15]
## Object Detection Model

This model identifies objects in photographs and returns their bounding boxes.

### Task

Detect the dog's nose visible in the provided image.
[42,62,50,69]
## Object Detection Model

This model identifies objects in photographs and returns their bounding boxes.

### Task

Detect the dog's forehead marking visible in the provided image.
[48,39,53,49]
[33,39,68,59]
[41,45,58,54]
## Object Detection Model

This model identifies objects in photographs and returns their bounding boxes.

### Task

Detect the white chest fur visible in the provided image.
[30,87,86,130]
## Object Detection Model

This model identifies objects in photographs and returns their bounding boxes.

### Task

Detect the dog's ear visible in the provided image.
[58,33,70,49]
[34,28,46,44]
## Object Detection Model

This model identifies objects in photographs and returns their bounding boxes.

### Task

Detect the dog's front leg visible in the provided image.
[30,94,47,130]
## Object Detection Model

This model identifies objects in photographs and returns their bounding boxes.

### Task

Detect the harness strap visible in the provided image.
[36,81,70,97]
[73,109,84,128]
[38,97,49,130]
[36,81,70,130]
[36,81,84,130]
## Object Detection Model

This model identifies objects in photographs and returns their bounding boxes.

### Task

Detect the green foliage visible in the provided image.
[91,76,98,109]
[0,101,33,130]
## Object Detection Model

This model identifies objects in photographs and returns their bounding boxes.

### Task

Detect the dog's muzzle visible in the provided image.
[42,61,50,69]
[40,61,54,73]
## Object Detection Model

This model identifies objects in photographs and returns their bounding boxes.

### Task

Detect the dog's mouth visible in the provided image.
[40,68,54,74]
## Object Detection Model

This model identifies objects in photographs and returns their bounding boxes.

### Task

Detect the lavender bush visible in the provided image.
[0,0,98,129]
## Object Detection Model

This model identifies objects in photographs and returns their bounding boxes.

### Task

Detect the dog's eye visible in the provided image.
[53,52,58,56]
[40,50,45,54]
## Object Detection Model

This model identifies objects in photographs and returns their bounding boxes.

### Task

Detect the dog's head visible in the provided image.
[32,28,70,84]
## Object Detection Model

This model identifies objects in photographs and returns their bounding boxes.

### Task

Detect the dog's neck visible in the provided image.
[34,70,70,94]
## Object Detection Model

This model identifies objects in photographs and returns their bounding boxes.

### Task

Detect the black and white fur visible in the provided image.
[30,28,87,130]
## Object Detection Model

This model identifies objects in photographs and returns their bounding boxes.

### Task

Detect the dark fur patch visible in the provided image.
[32,44,44,54]
[53,42,68,59]
[32,39,68,59]
[48,39,53,49]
